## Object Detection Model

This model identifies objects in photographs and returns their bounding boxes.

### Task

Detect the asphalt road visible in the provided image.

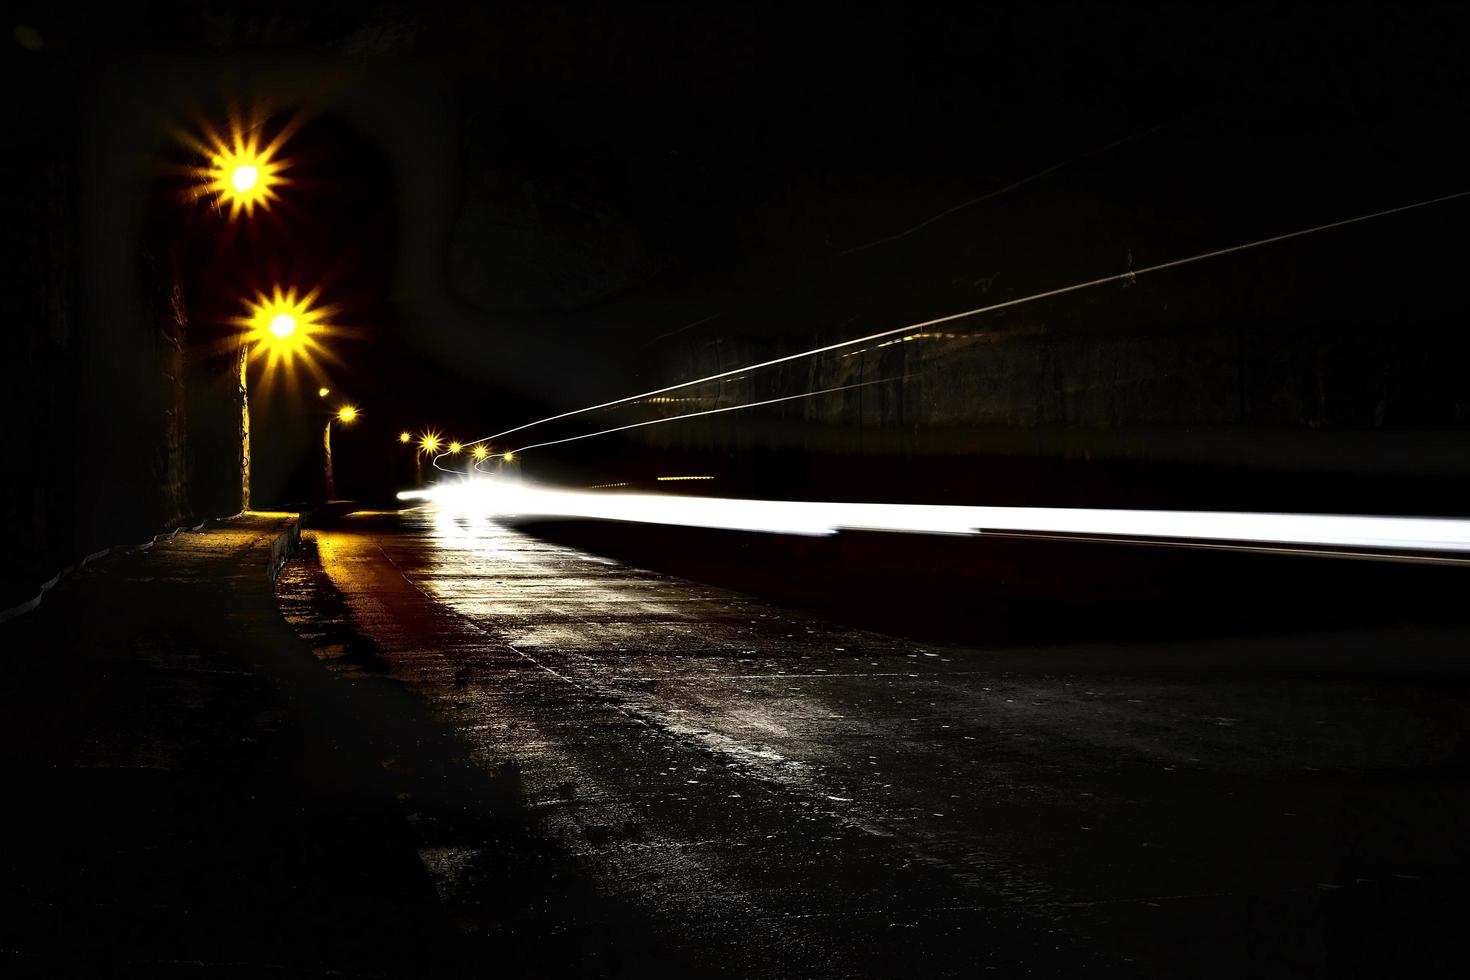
[277,507,1470,978]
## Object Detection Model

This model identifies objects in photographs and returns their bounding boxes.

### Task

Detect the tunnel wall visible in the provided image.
[610,186,1470,515]
[2,47,246,611]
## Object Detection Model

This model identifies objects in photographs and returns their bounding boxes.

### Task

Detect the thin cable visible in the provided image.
[837,122,1169,256]
[454,187,1470,457]
[633,123,1178,350]
[459,377,896,471]
[653,312,722,342]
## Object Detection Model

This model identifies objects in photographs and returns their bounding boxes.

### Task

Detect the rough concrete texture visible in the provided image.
[277,508,1470,977]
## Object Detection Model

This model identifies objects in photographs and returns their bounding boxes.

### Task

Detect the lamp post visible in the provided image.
[184,108,297,512]
[324,404,358,500]
[416,432,442,487]
[446,439,471,477]
[232,286,336,507]
[399,431,421,484]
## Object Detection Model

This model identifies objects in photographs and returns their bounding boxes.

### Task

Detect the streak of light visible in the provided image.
[656,476,715,482]
[397,479,1470,557]
[455,188,1470,452]
[501,379,891,457]
[876,331,960,348]
[447,378,893,474]
[843,331,963,358]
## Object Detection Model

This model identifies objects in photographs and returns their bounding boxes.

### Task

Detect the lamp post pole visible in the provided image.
[325,405,358,501]
[238,340,251,511]
[323,418,335,500]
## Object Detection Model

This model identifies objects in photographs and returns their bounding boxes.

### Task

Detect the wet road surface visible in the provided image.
[277,507,1470,977]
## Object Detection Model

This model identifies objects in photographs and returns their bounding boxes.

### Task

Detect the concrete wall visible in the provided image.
[2,43,246,609]
[605,179,1470,514]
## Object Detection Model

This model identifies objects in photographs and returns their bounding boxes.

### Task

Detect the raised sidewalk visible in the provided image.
[0,513,454,977]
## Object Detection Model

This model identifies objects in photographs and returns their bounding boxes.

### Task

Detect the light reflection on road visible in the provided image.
[299,508,1470,975]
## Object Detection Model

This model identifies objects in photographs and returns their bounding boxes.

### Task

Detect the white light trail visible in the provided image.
[453,189,1470,453]
[398,479,1470,556]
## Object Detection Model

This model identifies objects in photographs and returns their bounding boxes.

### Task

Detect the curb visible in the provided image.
[268,520,303,583]
[0,511,302,625]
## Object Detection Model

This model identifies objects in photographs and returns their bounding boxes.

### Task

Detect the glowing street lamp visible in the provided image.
[237,285,338,388]
[227,286,338,511]
[399,431,412,444]
[448,441,463,455]
[472,444,489,461]
[186,108,293,221]
[177,107,301,512]
[232,165,259,193]
[413,431,442,487]
[324,404,359,500]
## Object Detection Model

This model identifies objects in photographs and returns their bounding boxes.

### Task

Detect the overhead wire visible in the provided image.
[466,377,899,473]
[440,187,1470,473]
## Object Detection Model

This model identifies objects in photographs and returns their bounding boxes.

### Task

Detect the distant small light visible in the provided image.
[337,405,358,423]
[472,445,489,460]
[318,387,330,398]
[399,431,412,444]
[448,441,463,454]
[502,451,515,462]
[14,25,44,51]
